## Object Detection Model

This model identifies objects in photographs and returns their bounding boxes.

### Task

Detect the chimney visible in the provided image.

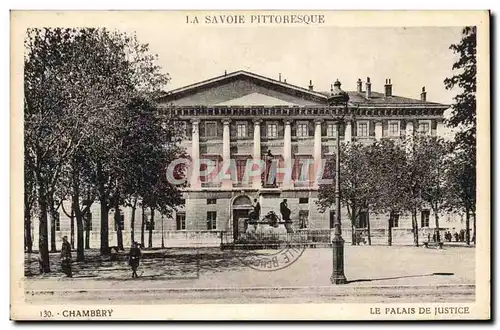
[284,78,287,83]
[421,86,427,102]
[365,77,372,99]
[224,70,227,76]
[308,80,314,91]
[279,73,282,82]
[384,78,393,97]
[356,78,363,93]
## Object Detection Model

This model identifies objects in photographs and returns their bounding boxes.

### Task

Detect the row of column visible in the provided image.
[189,119,443,189]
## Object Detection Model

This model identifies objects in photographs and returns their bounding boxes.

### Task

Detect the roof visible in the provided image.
[158,70,448,108]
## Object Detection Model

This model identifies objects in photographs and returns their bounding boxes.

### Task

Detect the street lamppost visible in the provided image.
[161,214,165,249]
[328,79,349,285]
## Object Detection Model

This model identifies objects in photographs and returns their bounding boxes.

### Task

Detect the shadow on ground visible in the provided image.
[347,272,455,284]
[25,248,266,280]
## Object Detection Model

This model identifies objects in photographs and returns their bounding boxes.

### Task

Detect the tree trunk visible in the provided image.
[351,222,356,246]
[37,187,50,273]
[100,198,109,255]
[85,213,91,249]
[114,203,124,251]
[24,203,33,253]
[75,215,84,262]
[70,209,75,249]
[434,209,441,243]
[472,211,476,244]
[47,194,58,253]
[465,207,471,245]
[97,163,109,255]
[412,209,419,247]
[387,212,393,246]
[130,198,137,245]
[148,207,155,249]
[141,204,145,247]
[366,211,372,245]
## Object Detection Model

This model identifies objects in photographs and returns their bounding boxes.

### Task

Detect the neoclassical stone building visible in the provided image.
[30,70,463,249]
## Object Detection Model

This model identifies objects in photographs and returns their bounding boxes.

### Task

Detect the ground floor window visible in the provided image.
[329,210,336,229]
[358,211,369,228]
[176,213,186,230]
[115,210,125,231]
[299,210,309,229]
[421,210,430,227]
[390,211,399,228]
[207,211,217,230]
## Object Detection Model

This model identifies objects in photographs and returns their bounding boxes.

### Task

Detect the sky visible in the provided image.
[130,26,464,106]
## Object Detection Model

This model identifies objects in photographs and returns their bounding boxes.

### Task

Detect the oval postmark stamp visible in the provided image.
[235,245,306,272]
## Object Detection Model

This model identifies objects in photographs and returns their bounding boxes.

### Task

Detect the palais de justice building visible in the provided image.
[31,70,459,249]
[155,70,452,242]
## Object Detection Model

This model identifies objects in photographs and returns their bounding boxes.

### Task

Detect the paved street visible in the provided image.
[23,245,475,304]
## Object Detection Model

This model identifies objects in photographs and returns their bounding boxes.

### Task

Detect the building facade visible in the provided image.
[29,70,466,250]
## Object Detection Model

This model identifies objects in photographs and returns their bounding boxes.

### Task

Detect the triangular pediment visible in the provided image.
[157,70,326,106]
[215,92,299,106]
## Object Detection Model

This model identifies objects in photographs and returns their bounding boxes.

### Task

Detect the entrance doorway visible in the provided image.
[232,195,253,241]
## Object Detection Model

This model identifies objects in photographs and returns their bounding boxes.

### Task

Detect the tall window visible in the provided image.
[388,122,400,136]
[85,212,92,231]
[205,122,217,137]
[358,211,369,228]
[236,158,248,183]
[390,211,400,228]
[146,216,155,230]
[297,123,308,137]
[293,157,313,182]
[267,123,278,138]
[329,210,336,229]
[421,210,430,227]
[237,123,247,138]
[207,211,217,230]
[418,122,430,135]
[299,210,309,229]
[327,123,337,137]
[176,213,186,230]
[358,122,368,137]
[199,157,220,183]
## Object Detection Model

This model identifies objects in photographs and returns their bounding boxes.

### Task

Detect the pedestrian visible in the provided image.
[129,242,142,279]
[60,236,72,278]
[454,232,459,242]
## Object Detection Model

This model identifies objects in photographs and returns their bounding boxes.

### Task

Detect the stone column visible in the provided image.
[375,121,383,140]
[313,119,323,187]
[252,119,262,189]
[190,119,200,189]
[222,119,232,188]
[344,121,352,142]
[283,119,293,188]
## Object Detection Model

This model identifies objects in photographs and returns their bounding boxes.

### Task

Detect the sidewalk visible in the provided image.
[24,246,475,290]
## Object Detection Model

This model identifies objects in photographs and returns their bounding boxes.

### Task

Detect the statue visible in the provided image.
[263,211,280,227]
[264,150,277,187]
[248,198,261,222]
[280,199,291,222]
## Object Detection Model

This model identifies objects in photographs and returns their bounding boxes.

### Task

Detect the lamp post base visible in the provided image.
[330,234,347,285]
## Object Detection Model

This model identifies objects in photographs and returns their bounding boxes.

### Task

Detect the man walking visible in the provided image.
[60,236,72,278]
[129,242,142,279]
